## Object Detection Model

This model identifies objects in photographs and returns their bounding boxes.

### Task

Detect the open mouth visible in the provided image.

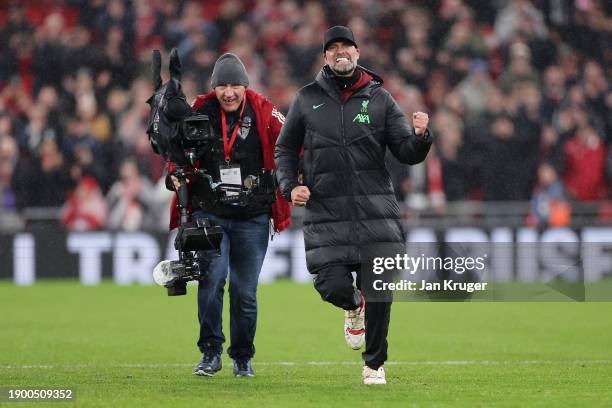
[335,56,350,63]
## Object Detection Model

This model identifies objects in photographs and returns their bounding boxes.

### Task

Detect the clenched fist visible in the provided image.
[412,111,429,136]
[291,186,311,207]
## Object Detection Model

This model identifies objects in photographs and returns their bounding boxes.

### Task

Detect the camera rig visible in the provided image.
[147,49,224,296]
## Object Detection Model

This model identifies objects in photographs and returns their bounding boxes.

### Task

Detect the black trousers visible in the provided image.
[313,264,391,370]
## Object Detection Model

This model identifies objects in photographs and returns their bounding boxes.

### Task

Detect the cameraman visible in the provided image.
[167,53,291,377]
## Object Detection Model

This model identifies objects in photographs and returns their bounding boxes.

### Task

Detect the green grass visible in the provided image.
[1,280,611,407]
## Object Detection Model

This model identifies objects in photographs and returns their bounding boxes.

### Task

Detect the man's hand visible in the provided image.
[170,175,189,191]
[291,186,311,207]
[412,111,429,136]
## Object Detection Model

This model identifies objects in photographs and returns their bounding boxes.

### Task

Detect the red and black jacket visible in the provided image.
[167,89,292,233]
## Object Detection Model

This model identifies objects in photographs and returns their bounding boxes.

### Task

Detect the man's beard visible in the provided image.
[330,60,356,76]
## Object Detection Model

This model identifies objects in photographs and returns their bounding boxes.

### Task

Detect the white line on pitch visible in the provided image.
[1,360,610,369]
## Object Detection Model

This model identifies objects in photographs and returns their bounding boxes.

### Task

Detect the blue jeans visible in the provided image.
[193,211,269,360]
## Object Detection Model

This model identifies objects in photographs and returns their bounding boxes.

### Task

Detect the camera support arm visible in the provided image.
[174,167,190,225]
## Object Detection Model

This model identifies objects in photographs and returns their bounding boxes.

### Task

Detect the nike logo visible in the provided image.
[312,103,325,110]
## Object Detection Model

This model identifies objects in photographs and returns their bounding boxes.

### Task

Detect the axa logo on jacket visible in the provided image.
[353,100,370,123]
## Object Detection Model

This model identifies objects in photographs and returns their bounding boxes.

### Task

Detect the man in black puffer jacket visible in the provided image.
[275,26,432,385]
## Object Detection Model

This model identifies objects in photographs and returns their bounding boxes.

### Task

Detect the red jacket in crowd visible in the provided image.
[563,132,608,201]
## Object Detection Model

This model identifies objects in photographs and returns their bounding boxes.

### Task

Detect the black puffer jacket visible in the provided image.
[275,66,432,272]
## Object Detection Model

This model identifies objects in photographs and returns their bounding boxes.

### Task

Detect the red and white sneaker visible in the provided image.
[344,290,365,350]
[362,365,386,385]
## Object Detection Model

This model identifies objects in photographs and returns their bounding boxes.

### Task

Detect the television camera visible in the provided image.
[146,49,223,296]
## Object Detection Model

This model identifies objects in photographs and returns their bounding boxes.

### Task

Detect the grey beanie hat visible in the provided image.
[210,53,249,88]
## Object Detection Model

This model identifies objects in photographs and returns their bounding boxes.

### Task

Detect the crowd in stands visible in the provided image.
[0,0,610,231]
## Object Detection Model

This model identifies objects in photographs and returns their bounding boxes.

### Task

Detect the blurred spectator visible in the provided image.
[456,59,495,119]
[105,87,130,135]
[438,13,486,87]
[31,13,65,93]
[182,48,216,92]
[0,4,32,44]
[106,157,159,231]
[215,0,247,43]
[0,136,18,210]
[166,1,220,53]
[100,24,137,90]
[539,125,564,171]
[541,65,566,121]
[557,44,581,85]
[61,175,108,231]
[481,112,537,201]
[394,7,433,90]
[285,23,321,86]
[69,137,109,190]
[495,0,547,45]
[431,109,470,201]
[78,0,107,31]
[64,26,106,78]
[12,137,73,209]
[566,0,610,65]
[19,104,58,154]
[563,124,608,201]
[151,173,174,231]
[0,3,32,84]
[529,163,569,227]
[96,0,135,49]
[1,75,32,118]
[0,113,18,140]
[74,84,112,143]
[528,163,571,227]
[36,86,63,131]
[582,60,610,139]
[132,0,164,56]
[498,42,540,92]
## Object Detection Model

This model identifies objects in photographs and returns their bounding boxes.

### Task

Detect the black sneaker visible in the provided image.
[193,351,222,376]
[233,359,255,377]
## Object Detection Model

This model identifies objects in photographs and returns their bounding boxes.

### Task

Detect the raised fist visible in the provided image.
[412,111,429,136]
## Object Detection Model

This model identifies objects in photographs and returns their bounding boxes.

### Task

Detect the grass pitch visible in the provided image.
[1,280,611,407]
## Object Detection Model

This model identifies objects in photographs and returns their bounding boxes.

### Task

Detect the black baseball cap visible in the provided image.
[323,25,358,52]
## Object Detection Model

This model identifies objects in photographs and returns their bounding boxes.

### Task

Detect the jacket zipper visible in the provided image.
[341,104,345,146]
[340,102,358,256]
